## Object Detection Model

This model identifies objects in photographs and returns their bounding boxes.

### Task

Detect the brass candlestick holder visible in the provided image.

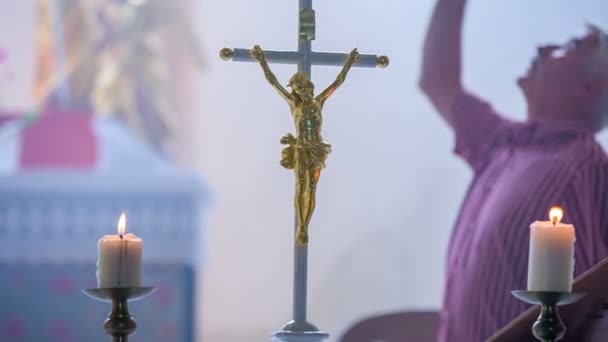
[83,287,157,342]
[511,291,585,342]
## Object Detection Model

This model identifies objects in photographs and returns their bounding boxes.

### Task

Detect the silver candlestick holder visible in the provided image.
[512,291,586,342]
[83,287,157,342]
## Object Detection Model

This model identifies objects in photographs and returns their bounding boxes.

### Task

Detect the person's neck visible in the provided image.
[527,105,600,132]
[527,101,571,120]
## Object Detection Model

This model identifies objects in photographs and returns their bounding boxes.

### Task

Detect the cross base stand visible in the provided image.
[272,320,329,342]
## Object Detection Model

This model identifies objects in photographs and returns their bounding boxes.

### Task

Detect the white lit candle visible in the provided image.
[527,206,575,292]
[96,213,143,288]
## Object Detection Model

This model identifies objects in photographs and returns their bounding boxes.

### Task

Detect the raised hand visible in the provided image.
[347,48,360,65]
[250,45,265,62]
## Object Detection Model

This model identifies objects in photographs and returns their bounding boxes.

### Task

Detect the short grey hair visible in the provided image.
[586,24,608,119]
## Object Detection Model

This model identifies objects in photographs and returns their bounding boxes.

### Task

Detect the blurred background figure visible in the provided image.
[419,0,608,340]
[32,0,203,156]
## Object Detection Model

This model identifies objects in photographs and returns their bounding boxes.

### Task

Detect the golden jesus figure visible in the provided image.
[250,45,359,246]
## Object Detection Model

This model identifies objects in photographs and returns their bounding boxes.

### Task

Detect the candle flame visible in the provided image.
[117,213,127,235]
[549,206,563,225]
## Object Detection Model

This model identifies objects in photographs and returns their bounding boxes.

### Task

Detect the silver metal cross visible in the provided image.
[220,1,388,340]
[220,1,388,80]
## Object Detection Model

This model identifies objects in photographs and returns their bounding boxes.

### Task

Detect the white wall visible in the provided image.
[194,1,608,341]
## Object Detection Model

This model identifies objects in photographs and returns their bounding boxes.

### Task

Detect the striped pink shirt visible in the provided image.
[437,92,608,342]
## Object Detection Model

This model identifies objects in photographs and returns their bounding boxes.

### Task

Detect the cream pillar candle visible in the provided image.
[527,207,575,292]
[97,213,143,288]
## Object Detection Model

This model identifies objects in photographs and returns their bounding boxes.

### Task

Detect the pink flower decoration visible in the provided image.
[2,317,25,338]
[153,283,174,308]
[51,276,74,296]
[0,49,7,63]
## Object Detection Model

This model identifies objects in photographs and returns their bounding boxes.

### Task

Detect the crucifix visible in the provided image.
[220,1,388,341]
